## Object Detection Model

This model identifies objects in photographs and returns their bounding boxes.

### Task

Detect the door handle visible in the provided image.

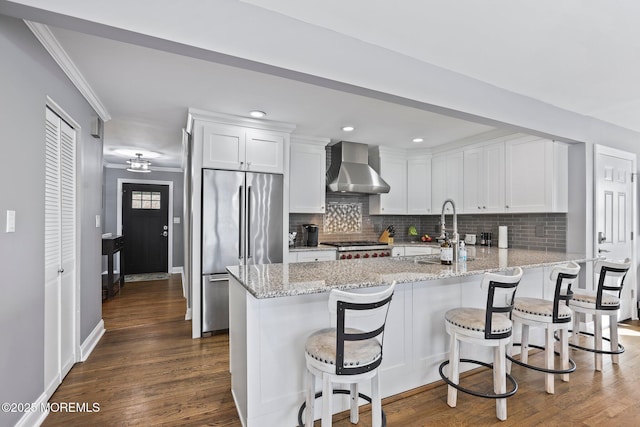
[247,186,252,259]
[598,248,610,254]
[238,186,243,260]
[598,232,607,244]
[161,231,168,237]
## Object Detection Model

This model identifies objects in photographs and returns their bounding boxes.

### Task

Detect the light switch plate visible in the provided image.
[95,215,101,228]
[6,210,15,233]
[173,217,181,224]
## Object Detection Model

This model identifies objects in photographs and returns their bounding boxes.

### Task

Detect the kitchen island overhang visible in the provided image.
[227,249,596,427]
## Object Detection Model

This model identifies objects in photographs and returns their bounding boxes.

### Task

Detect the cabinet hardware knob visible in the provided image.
[58,268,64,273]
[482,206,486,209]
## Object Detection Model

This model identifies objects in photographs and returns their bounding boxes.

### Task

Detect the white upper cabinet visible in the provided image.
[290,137,329,213]
[505,137,568,212]
[463,142,505,213]
[369,148,407,214]
[431,150,463,213]
[407,155,432,214]
[190,110,294,174]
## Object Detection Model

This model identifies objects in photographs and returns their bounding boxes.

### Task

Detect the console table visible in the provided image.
[102,235,125,300]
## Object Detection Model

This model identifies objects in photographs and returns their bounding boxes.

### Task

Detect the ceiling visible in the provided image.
[7,1,640,169]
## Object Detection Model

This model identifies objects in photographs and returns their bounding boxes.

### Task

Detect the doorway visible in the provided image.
[594,144,637,320]
[117,179,173,276]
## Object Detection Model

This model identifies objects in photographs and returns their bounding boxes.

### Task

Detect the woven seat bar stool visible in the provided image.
[508,262,580,394]
[439,267,523,421]
[568,258,630,371]
[300,282,395,427]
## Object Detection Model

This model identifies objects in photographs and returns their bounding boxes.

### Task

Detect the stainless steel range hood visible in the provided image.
[326,141,390,194]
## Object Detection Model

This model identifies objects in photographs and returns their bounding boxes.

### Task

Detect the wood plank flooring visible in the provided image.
[43,275,640,426]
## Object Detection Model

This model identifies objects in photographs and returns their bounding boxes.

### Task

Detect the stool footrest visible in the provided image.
[438,358,518,399]
[297,389,387,427]
[556,329,625,355]
[506,343,577,374]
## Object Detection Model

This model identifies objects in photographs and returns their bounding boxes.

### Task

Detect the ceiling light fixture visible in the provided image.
[341,126,355,132]
[249,110,266,118]
[126,153,151,173]
[412,138,424,143]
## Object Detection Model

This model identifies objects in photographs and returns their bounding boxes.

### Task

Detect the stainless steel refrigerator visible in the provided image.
[201,169,283,333]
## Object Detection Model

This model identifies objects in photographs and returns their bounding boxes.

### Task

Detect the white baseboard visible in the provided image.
[80,320,105,362]
[172,266,183,274]
[15,391,49,427]
[185,307,192,321]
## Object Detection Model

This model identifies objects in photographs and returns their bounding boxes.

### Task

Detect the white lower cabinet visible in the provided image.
[403,246,440,256]
[290,250,336,263]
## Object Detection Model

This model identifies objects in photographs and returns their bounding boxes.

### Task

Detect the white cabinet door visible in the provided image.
[407,156,432,214]
[370,154,407,214]
[245,130,284,174]
[463,147,483,213]
[505,137,567,212]
[484,142,506,212]
[201,123,245,170]
[432,151,463,213]
[290,142,326,213]
[463,143,505,214]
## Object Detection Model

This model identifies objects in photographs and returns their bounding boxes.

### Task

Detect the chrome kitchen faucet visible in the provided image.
[439,198,459,262]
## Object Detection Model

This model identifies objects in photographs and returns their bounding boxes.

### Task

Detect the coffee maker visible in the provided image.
[303,224,319,247]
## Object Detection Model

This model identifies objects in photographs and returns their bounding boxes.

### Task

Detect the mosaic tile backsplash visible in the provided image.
[324,202,362,233]
[290,192,567,251]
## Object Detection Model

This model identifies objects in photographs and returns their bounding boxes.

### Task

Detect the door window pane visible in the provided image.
[131,191,161,210]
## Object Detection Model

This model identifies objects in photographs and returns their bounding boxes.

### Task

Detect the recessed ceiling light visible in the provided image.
[249,110,266,118]
[342,126,355,132]
[412,138,424,143]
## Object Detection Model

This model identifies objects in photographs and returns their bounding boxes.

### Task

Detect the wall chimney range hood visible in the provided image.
[326,141,390,194]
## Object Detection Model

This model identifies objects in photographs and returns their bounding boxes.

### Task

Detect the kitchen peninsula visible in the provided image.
[227,248,596,427]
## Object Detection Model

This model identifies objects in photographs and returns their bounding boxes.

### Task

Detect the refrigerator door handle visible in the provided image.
[238,185,243,260]
[247,186,252,259]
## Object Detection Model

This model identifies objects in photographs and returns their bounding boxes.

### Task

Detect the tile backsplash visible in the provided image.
[290,192,567,251]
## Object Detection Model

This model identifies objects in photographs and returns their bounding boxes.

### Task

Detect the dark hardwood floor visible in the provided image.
[43,275,640,426]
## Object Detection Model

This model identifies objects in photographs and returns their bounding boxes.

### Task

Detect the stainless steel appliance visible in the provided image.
[326,141,391,194]
[201,169,283,333]
[323,241,391,260]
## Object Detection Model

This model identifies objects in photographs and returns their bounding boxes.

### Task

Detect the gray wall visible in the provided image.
[103,167,184,270]
[0,15,103,427]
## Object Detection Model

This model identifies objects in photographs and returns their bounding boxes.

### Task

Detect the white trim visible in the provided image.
[15,392,49,427]
[185,307,192,321]
[79,320,106,362]
[104,162,184,173]
[26,21,111,121]
[117,179,174,274]
[172,266,183,274]
[186,108,295,134]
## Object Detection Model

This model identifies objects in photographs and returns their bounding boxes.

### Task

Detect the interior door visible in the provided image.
[44,107,76,394]
[122,183,170,274]
[594,144,636,320]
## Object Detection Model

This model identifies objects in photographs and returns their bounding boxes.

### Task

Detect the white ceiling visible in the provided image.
[8,0,640,168]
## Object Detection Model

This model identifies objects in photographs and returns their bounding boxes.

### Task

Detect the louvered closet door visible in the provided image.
[44,107,76,394]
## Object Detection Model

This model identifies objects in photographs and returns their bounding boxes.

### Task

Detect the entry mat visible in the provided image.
[124,272,171,283]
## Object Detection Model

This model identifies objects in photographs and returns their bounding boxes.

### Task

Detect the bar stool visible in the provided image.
[508,262,580,394]
[568,258,631,371]
[439,267,523,421]
[300,283,395,427]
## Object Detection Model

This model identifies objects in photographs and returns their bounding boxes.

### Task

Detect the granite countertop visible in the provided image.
[227,247,598,299]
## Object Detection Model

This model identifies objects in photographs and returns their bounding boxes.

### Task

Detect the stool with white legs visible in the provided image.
[508,262,580,394]
[300,283,395,427]
[568,258,630,371]
[439,267,523,421]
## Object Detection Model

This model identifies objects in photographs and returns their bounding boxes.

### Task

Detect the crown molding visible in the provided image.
[24,20,111,122]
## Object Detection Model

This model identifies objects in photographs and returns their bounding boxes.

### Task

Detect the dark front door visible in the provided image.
[122,183,169,274]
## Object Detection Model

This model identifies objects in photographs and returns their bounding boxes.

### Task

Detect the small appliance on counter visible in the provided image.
[303,224,319,247]
[480,232,492,247]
